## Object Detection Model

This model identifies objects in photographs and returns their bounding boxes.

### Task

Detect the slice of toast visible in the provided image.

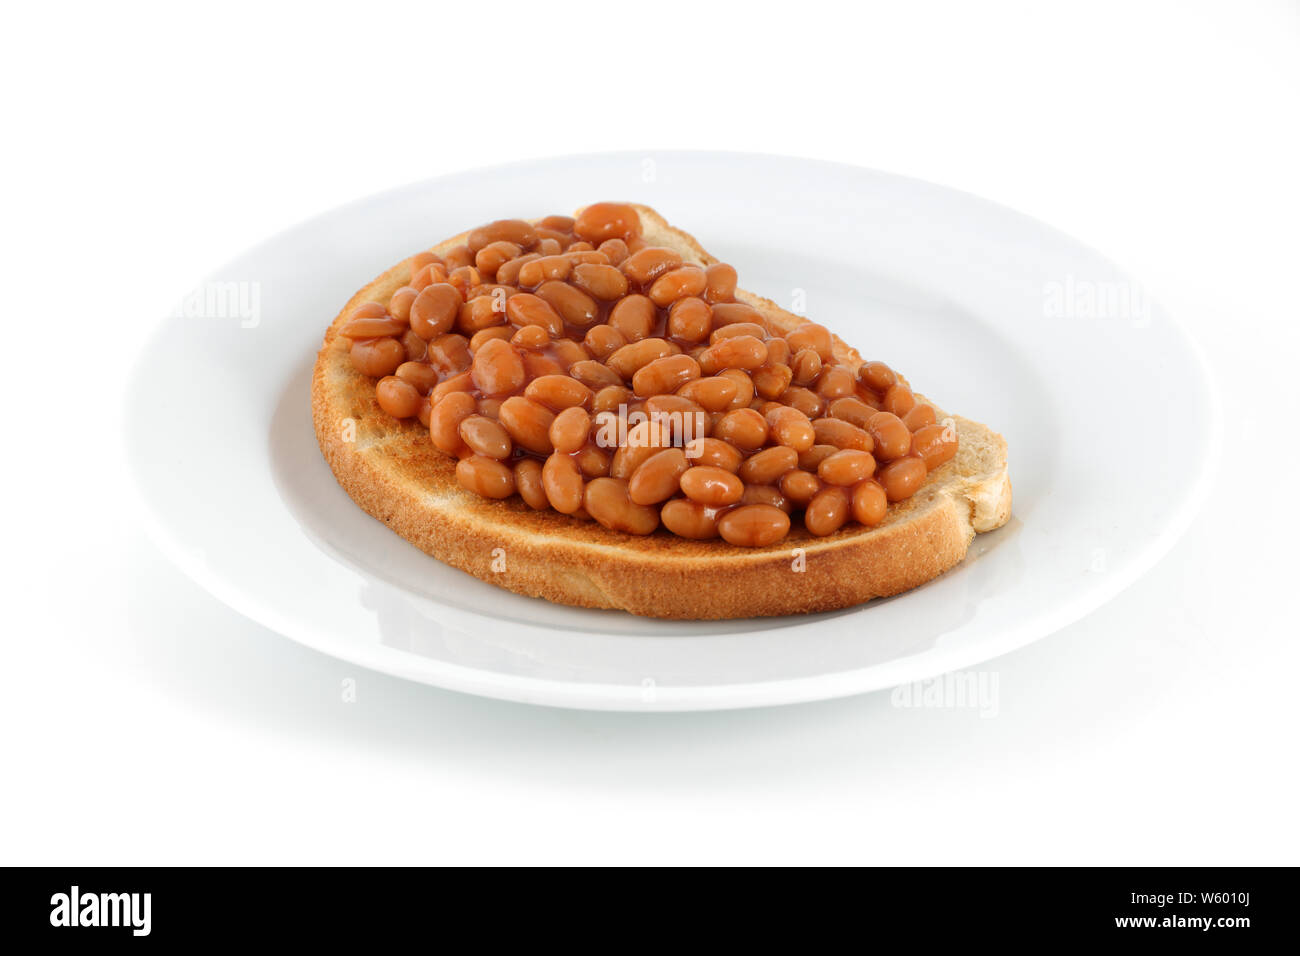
[311,204,1011,619]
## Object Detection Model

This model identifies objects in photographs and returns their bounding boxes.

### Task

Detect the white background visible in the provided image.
[2,0,1297,865]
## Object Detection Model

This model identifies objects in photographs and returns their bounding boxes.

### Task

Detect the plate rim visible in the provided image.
[123,149,1223,711]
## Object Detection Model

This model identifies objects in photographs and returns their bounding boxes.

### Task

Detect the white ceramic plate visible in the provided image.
[124,152,1218,711]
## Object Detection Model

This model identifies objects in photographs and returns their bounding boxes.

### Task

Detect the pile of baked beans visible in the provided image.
[338,203,958,547]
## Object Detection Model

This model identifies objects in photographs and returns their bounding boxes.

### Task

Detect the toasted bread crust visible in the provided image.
[311,205,1011,619]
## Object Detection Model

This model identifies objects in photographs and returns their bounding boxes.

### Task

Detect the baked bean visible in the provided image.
[851,481,888,527]
[584,324,627,361]
[426,334,472,376]
[467,219,537,254]
[477,397,502,419]
[430,370,472,405]
[713,407,769,450]
[739,445,798,486]
[541,453,584,513]
[642,393,704,418]
[568,359,624,390]
[597,238,629,265]
[791,348,822,386]
[805,486,850,536]
[660,498,721,539]
[677,375,738,412]
[497,396,555,455]
[350,337,406,377]
[813,417,872,452]
[574,443,611,478]
[396,361,438,395]
[911,423,959,470]
[680,466,744,506]
[609,419,670,478]
[646,395,708,441]
[459,414,512,459]
[868,411,911,460]
[719,503,790,546]
[716,368,756,409]
[456,455,516,498]
[469,326,513,350]
[511,324,550,351]
[785,323,833,361]
[815,366,856,400]
[458,295,505,334]
[442,245,473,270]
[879,456,927,501]
[521,354,564,382]
[520,348,561,374]
[574,203,642,244]
[628,448,689,505]
[779,386,825,419]
[410,262,448,291]
[740,484,792,513]
[607,337,677,380]
[633,354,701,397]
[857,360,896,393]
[571,263,629,301]
[797,444,838,471]
[342,300,384,323]
[388,286,419,323]
[828,396,875,429]
[779,469,822,506]
[710,322,767,343]
[514,458,548,510]
[529,282,594,328]
[517,254,572,287]
[573,253,614,270]
[549,406,592,454]
[883,383,916,417]
[340,313,406,339]
[525,374,593,411]
[549,338,588,369]
[709,302,766,328]
[699,335,768,374]
[474,241,521,279]
[765,337,791,367]
[765,406,816,452]
[680,437,739,474]
[751,363,794,401]
[818,449,876,486]
[375,375,421,418]
[446,265,482,299]
[408,252,442,281]
[538,214,575,232]
[583,477,659,534]
[608,295,656,342]
[430,391,476,454]
[470,338,526,396]
[621,246,682,285]
[495,253,539,286]
[902,403,937,431]
[410,284,461,339]
[667,297,712,343]
[505,293,564,336]
[703,263,737,303]
[401,329,427,362]
[647,266,707,307]
[593,384,632,413]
